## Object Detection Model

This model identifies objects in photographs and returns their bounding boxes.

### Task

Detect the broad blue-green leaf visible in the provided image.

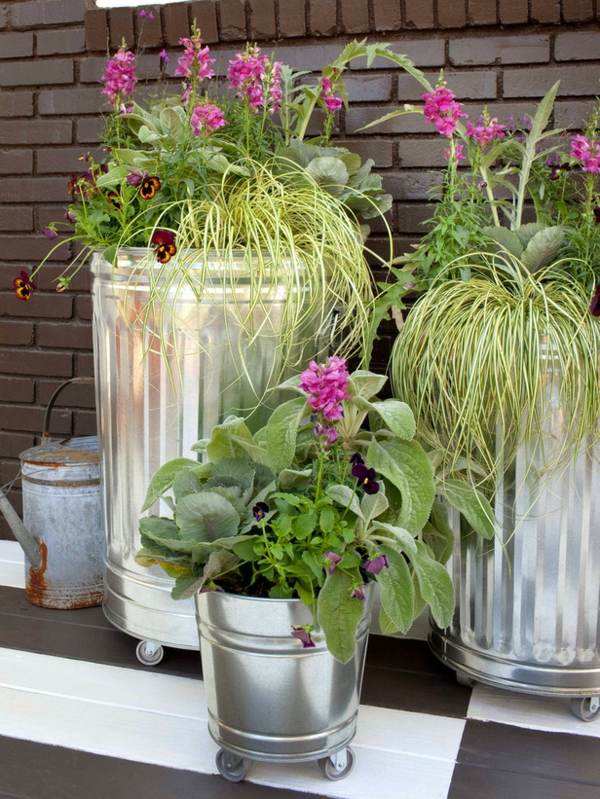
[279,468,312,490]
[265,396,307,472]
[360,490,388,527]
[306,156,349,190]
[142,458,199,511]
[325,484,363,518]
[139,516,195,553]
[377,544,414,634]
[317,569,365,663]
[349,370,387,400]
[367,439,435,533]
[521,225,564,273]
[411,541,455,629]
[176,491,241,541]
[368,399,416,440]
[371,521,417,556]
[442,479,495,540]
[172,468,203,501]
[172,573,204,600]
[425,501,455,563]
[200,416,255,462]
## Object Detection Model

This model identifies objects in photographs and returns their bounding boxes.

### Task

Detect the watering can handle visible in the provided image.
[42,377,95,440]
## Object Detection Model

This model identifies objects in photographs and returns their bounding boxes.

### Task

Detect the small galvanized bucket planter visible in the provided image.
[195,591,371,782]
[0,378,105,609]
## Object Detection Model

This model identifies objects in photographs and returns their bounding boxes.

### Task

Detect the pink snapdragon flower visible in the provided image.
[570,134,600,173]
[466,117,506,148]
[444,141,465,162]
[321,75,343,112]
[228,46,268,111]
[175,30,214,103]
[101,47,138,106]
[314,423,338,445]
[299,356,350,422]
[269,60,283,113]
[422,85,466,138]
[190,103,226,136]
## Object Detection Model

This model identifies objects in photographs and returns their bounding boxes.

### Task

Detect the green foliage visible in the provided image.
[136,364,471,662]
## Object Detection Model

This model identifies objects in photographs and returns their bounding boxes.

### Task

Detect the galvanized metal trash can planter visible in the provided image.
[92,248,328,664]
[196,591,371,782]
[430,351,600,721]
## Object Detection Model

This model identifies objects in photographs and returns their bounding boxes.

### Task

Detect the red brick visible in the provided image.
[311,0,337,36]
[438,1,467,28]
[0,178,68,203]
[503,65,600,97]
[530,0,560,22]
[0,59,73,88]
[135,8,163,48]
[397,202,434,233]
[85,8,108,52]
[37,27,85,56]
[0,321,34,346]
[0,5,7,29]
[39,87,106,116]
[33,264,90,293]
[398,69,496,100]
[75,351,94,378]
[0,120,71,145]
[468,0,497,24]
[0,432,35,459]
[76,117,102,144]
[499,0,528,24]
[0,90,34,118]
[75,295,92,321]
[0,377,34,402]
[279,0,306,36]
[337,139,394,167]
[372,0,402,31]
[351,39,445,68]
[0,235,70,261]
[0,349,72,378]
[249,0,276,39]
[219,0,247,40]
[109,7,134,49]
[0,207,33,231]
[0,292,73,320]
[383,171,442,201]
[555,32,600,62]
[341,0,369,33]
[10,0,85,29]
[0,149,33,175]
[37,147,99,174]
[0,32,33,59]
[397,138,448,167]
[73,409,97,435]
[37,378,95,408]
[563,0,594,22]
[36,322,92,349]
[0,403,71,434]
[190,2,219,42]
[162,2,190,45]
[344,74,392,102]
[346,105,429,134]
[449,34,549,65]
[80,54,160,83]
[405,0,434,28]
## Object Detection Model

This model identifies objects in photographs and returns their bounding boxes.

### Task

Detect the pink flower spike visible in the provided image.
[102,47,137,105]
[422,85,466,139]
[175,33,215,83]
[299,356,350,423]
[190,103,226,136]
[444,142,465,162]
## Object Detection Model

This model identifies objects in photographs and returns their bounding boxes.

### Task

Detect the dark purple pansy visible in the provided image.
[351,463,380,494]
[594,207,600,225]
[350,452,364,466]
[364,554,389,575]
[252,501,269,521]
[590,285,600,317]
[126,170,147,187]
[43,226,58,240]
[64,210,76,224]
[292,626,315,648]
[324,551,342,574]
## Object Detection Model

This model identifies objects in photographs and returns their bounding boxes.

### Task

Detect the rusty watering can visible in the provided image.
[0,378,105,609]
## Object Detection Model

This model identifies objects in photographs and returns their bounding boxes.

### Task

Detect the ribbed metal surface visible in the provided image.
[92,249,327,649]
[196,591,370,762]
[431,352,600,694]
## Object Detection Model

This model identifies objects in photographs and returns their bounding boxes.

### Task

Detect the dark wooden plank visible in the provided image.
[449,763,600,799]
[0,735,326,799]
[457,720,600,786]
[0,585,470,716]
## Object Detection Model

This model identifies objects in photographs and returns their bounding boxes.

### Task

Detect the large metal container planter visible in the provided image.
[429,351,600,721]
[91,248,329,664]
[195,590,371,782]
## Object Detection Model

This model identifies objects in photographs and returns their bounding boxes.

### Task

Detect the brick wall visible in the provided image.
[0,0,599,538]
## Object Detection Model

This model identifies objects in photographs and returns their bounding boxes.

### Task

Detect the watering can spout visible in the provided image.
[0,488,41,569]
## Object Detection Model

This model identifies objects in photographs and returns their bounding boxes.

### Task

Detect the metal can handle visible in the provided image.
[41,377,95,440]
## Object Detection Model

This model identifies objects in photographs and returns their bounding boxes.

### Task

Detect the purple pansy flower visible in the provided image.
[292,626,315,648]
[364,554,389,575]
[351,462,380,494]
[590,286,600,317]
[252,501,269,522]
[324,551,342,574]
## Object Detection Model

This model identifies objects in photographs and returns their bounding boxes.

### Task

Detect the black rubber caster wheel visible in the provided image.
[318,747,355,781]
[135,640,165,667]
[570,696,600,722]
[215,749,251,782]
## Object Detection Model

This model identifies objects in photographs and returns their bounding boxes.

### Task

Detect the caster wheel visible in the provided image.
[570,696,600,722]
[136,640,164,667]
[456,671,475,688]
[215,749,251,783]
[318,747,355,781]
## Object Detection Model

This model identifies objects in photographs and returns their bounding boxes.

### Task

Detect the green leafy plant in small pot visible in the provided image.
[136,356,485,780]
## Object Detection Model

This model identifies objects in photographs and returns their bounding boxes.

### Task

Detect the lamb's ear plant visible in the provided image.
[135,357,493,662]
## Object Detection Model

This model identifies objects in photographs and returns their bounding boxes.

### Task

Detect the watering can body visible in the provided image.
[0,378,106,609]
